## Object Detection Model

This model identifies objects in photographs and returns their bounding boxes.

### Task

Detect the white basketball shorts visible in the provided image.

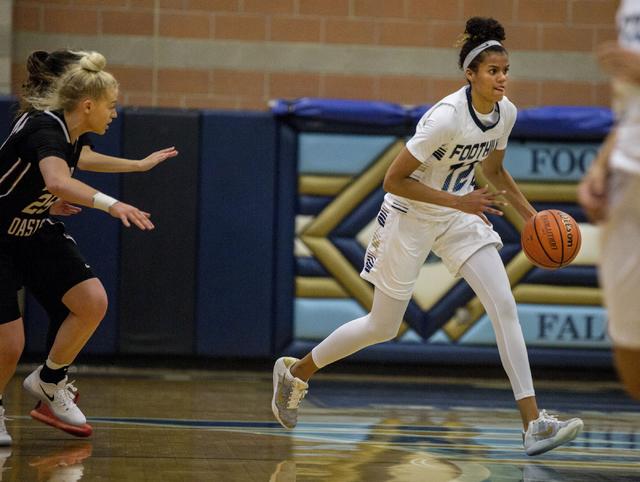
[600,170,640,348]
[360,201,502,300]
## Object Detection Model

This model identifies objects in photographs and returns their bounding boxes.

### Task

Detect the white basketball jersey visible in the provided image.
[385,86,517,218]
[610,0,640,175]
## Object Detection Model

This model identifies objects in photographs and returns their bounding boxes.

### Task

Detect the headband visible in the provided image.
[462,40,502,71]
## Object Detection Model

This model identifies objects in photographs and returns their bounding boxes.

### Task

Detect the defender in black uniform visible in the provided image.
[0,52,155,446]
[14,49,177,363]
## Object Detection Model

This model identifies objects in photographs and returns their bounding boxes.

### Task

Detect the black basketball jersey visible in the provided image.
[0,110,90,237]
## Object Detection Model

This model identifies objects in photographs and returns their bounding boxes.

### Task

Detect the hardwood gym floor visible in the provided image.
[1,362,639,481]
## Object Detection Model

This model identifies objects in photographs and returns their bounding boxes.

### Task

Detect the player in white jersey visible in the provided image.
[273,17,583,456]
[579,0,640,399]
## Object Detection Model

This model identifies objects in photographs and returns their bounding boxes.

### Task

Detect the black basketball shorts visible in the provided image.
[0,221,96,325]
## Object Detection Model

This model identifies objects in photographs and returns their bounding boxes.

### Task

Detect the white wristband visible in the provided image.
[93,192,118,212]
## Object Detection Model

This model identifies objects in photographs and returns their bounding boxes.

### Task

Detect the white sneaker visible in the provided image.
[23,366,86,426]
[0,408,10,446]
[523,409,583,456]
[272,357,308,429]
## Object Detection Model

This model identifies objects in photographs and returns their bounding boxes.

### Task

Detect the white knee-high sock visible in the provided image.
[311,289,409,369]
[459,246,535,400]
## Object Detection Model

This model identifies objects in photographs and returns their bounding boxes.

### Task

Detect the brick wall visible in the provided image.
[1,0,12,95]
[11,0,619,110]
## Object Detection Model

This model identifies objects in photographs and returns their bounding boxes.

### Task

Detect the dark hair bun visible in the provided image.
[464,17,505,44]
[458,17,507,70]
[26,51,51,77]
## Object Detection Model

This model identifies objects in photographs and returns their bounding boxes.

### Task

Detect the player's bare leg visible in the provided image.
[289,355,318,383]
[24,279,107,433]
[0,319,25,396]
[0,319,24,446]
[517,396,540,429]
[613,346,640,399]
[50,278,107,364]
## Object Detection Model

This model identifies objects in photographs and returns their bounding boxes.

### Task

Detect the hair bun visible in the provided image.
[464,17,505,44]
[79,52,106,73]
[26,51,51,75]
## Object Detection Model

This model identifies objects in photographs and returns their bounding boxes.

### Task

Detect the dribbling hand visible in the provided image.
[455,185,508,226]
[108,202,154,230]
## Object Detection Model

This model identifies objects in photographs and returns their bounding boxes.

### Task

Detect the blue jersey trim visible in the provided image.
[465,87,500,133]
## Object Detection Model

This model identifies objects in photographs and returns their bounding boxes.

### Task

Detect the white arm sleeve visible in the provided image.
[496,98,518,150]
[406,104,458,162]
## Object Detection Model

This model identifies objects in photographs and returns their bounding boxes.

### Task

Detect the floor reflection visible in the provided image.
[270,461,296,482]
[0,446,11,481]
[28,442,92,482]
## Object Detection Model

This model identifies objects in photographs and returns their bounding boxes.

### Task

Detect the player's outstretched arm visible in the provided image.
[77,146,178,173]
[40,155,153,230]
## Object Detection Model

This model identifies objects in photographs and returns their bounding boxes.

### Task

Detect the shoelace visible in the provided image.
[287,385,308,409]
[539,409,559,423]
[54,380,79,408]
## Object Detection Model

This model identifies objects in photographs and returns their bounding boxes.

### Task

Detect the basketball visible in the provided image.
[521,210,582,269]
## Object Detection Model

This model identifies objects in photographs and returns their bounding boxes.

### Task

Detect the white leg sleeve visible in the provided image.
[459,245,535,400]
[311,289,409,369]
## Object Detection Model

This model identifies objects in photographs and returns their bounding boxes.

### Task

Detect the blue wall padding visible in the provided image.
[272,98,408,125]
[118,108,200,354]
[503,140,599,182]
[22,108,123,355]
[272,124,298,353]
[485,212,521,244]
[0,96,17,140]
[531,203,587,223]
[522,265,599,287]
[497,244,521,265]
[298,195,333,215]
[510,106,613,140]
[332,187,386,238]
[273,98,613,140]
[298,133,397,175]
[296,257,331,277]
[294,298,367,339]
[460,304,608,348]
[197,112,279,357]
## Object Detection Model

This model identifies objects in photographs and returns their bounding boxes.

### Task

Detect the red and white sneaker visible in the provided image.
[23,366,86,426]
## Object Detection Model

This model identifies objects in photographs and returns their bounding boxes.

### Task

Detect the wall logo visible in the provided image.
[504,142,599,182]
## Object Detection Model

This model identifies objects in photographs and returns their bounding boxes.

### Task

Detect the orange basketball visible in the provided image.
[521,209,582,270]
